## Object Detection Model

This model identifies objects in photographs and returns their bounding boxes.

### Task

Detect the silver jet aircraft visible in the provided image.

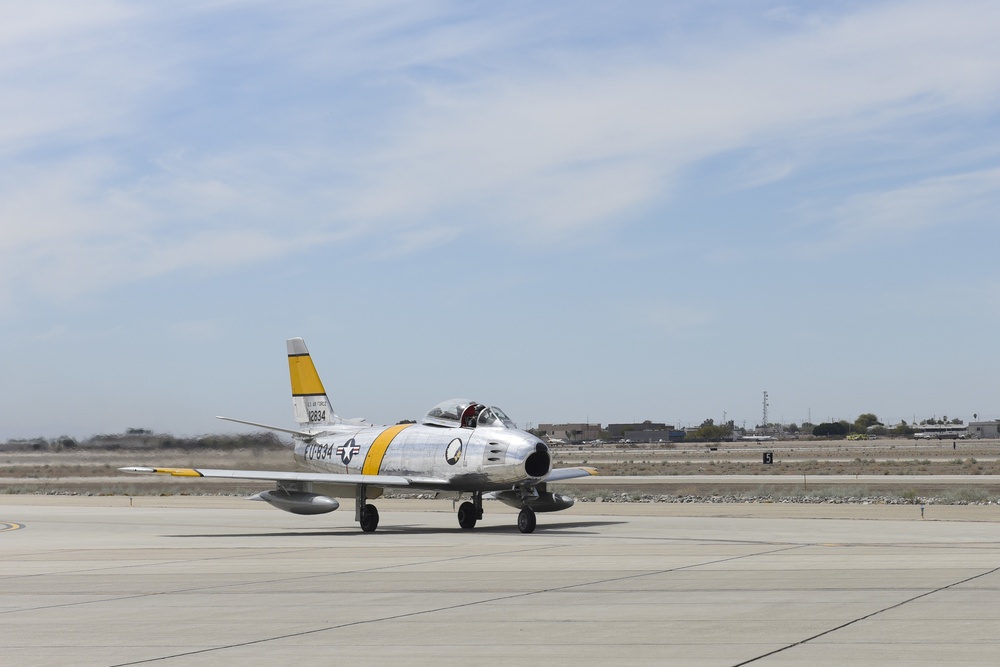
[123,338,596,533]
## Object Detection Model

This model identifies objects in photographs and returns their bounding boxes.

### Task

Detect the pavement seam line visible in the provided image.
[106,544,803,666]
[1,543,563,617]
[729,564,1000,667]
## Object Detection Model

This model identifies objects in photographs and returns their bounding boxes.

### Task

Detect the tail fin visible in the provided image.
[287,338,338,427]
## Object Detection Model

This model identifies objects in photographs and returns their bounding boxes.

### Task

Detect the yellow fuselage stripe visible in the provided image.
[362,424,412,475]
[288,353,326,396]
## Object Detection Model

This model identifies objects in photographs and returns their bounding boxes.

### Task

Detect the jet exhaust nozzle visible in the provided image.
[523,443,552,478]
[254,490,339,515]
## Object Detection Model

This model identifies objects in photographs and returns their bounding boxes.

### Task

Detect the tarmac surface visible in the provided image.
[2,495,999,666]
[567,474,1000,486]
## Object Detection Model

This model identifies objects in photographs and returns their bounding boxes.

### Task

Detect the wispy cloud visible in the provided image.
[372,226,463,259]
[337,1,1000,243]
[2,1,1000,312]
[805,167,1000,252]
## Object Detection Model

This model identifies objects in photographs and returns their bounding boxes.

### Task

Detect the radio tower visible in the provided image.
[762,391,769,428]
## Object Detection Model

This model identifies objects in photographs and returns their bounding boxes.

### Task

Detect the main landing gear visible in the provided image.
[455,492,537,533]
[356,484,380,533]
[457,492,484,529]
[355,485,538,534]
[359,504,379,532]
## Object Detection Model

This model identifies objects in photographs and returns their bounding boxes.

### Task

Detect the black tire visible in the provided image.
[517,507,536,534]
[457,501,478,529]
[360,504,379,532]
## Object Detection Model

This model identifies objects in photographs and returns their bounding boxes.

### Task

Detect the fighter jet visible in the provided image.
[122,338,596,533]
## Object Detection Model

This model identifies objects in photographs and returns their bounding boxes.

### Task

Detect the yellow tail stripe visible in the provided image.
[288,354,326,396]
[362,424,412,475]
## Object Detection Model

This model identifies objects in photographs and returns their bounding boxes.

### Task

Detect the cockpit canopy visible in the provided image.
[422,398,514,429]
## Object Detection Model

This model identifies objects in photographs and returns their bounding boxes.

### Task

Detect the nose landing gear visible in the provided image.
[517,507,536,533]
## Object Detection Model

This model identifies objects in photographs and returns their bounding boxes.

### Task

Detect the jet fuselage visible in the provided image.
[293,422,552,492]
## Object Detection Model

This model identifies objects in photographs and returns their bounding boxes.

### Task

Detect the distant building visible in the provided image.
[619,429,686,443]
[607,422,668,438]
[536,423,601,443]
[967,421,1000,439]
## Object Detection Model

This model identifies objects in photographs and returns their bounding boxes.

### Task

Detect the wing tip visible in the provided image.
[119,466,155,474]
[118,466,202,477]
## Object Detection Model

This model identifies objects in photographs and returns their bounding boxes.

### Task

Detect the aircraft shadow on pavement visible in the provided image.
[163,519,626,539]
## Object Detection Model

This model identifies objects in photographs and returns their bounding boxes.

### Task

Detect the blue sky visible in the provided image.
[3,1,1000,439]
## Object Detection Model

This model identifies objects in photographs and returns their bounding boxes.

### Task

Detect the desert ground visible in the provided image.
[2,437,999,501]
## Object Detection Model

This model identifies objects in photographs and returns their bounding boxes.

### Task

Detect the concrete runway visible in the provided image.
[567,474,1000,486]
[2,496,999,666]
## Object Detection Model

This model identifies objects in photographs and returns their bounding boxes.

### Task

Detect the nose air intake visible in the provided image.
[524,442,551,478]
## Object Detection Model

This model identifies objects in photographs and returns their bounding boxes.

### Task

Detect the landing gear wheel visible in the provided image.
[457,501,478,529]
[360,504,379,532]
[517,507,536,534]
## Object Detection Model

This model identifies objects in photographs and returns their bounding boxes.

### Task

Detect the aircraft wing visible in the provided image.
[119,466,425,487]
[544,467,598,482]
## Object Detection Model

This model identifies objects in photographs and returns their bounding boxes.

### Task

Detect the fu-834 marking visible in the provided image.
[304,438,362,465]
[304,441,338,461]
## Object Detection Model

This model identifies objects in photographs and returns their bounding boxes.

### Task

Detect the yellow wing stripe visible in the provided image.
[151,468,204,477]
[362,424,412,475]
[288,353,326,396]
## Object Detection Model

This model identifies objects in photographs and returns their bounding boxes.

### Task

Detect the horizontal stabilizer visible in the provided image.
[216,416,322,438]
[544,467,599,482]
